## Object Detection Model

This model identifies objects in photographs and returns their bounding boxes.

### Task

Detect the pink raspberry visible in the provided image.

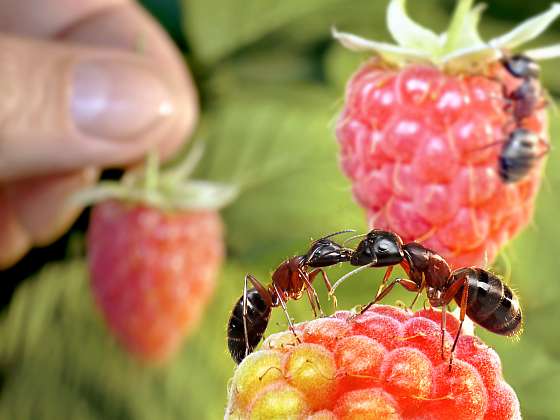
[225,305,520,419]
[333,1,557,268]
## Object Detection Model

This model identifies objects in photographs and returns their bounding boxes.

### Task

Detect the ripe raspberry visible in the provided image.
[84,148,236,362]
[334,1,559,268]
[88,201,223,362]
[225,305,520,420]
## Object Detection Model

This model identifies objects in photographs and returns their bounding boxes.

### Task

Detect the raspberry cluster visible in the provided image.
[225,305,520,419]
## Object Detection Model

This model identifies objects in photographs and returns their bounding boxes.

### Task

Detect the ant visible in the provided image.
[227,231,354,364]
[330,229,523,368]
[499,128,549,183]
[501,54,543,122]
[495,54,550,183]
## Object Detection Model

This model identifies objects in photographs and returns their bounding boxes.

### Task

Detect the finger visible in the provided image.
[0,34,181,181]
[59,2,198,158]
[0,0,197,162]
[0,169,98,269]
[0,0,128,37]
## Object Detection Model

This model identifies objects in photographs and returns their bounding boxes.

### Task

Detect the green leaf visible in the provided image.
[386,0,440,53]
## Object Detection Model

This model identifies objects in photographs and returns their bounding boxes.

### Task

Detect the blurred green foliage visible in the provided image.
[2,0,560,419]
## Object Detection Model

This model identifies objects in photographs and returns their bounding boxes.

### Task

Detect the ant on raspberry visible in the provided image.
[501,54,544,122]
[495,54,550,183]
[227,231,354,364]
[330,229,522,368]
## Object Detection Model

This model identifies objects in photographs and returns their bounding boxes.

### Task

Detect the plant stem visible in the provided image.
[145,151,160,192]
[444,0,475,53]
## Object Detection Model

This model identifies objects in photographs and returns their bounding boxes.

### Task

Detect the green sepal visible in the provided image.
[71,144,239,212]
[334,0,560,71]
[387,0,440,54]
[331,27,432,67]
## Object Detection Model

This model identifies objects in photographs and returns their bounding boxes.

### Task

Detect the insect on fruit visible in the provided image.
[330,229,522,368]
[227,231,354,364]
[501,53,543,122]
[495,54,550,183]
[499,128,550,183]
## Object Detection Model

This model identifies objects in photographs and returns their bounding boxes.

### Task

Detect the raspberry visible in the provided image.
[337,61,545,269]
[85,147,236,362]
[225,305,520,419]
[333,1,558,268]
[88,201,223,362]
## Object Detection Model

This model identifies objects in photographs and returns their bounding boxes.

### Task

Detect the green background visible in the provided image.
[1,0,560,418]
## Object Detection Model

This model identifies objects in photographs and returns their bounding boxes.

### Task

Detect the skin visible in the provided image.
[0,0,198,268]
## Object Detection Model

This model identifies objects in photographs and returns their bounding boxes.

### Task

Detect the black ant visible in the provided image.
[227,231,354,364]
[495,54,550,183]
[330,229,522,368]
[499,128,549,183]
[501,54,542,122]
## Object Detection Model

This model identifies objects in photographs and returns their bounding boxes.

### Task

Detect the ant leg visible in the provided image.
[360,278,420,315]
[309,268,338,313]
[375,266,394,300]
[440,305,447,361]
[272,283,300,342]
[449,282,469,370]
[440,275,470,370]
[242,275,250,358]
[303,282,320,318]
[537,138,551,158]
[300,269,322,317]
[409,279,425,309]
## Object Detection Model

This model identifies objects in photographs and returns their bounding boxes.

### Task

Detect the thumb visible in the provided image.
[0,34,189,181]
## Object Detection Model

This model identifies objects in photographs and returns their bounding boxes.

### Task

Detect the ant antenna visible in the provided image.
[329,264,373,295]
[316,229,356,241]
[342,232,368,246]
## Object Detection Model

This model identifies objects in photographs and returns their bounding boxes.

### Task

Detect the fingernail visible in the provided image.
[71,59,174,139]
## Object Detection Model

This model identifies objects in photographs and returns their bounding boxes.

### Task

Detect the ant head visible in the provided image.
[351,230,404,267]
[503,54,540,79]
[305,231,354,268]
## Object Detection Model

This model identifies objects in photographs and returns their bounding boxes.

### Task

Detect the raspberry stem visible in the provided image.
[144,150,160,192]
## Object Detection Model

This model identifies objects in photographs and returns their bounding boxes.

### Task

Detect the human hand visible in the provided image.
[0,0,198,268]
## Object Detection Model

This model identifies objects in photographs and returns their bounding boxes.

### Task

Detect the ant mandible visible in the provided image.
[330,229,523,368]
[227,231,354,364]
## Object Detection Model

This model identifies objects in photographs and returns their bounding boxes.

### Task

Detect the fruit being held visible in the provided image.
[83,147,237,362]
[88,200,223,362]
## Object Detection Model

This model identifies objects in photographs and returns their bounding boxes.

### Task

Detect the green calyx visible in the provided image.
[72,143,238,211]
[333,0,560,72]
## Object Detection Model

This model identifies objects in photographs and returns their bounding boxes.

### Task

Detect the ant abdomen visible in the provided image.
[227,288,272,364]
[453,268,522,336]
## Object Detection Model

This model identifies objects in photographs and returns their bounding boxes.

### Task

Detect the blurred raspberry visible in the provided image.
[225,305,520,419]
[88,200,223,362]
